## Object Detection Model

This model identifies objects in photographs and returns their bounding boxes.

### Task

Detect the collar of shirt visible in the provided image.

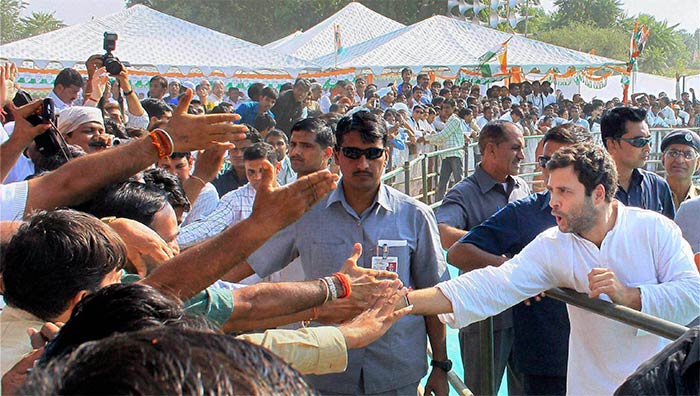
[473,164,519,195]
[539,190,552,211]
[47,90,70,110]
[326,179,393,216]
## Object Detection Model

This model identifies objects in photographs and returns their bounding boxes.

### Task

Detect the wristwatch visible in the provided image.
[430,359,453,372]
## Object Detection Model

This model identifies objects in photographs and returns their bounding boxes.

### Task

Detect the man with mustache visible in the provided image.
[658,129,700,211]
[236,112,451,396]
[434,120,530,395]
[403,142,700,396]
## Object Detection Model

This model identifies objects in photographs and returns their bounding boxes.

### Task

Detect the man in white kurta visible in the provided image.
[405,143,700,395]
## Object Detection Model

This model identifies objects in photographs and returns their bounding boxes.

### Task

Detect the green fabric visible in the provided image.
[120,273,234,327]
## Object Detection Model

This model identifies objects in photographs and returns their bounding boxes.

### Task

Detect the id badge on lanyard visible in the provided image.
[371,239,407,273]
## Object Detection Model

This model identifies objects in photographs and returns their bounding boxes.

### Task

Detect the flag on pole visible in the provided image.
[629,21,650,61]
[477,37,511,77]
[334,24,345,55]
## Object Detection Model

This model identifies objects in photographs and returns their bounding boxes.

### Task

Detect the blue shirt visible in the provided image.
[457,191,569,376]
[234,102,274,125]
[615,168,675,220]
[248,180,449,394]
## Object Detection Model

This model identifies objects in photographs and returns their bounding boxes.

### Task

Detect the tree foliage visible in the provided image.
[0,0,65,44]
[125,0,446,45]
[549,0,624,29]
[534,24,628,63]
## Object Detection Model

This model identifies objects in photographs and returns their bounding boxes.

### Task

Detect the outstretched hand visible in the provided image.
[250,160,338,234]
[317,243,401,324]
[338,279,410,349]
[165,88,245,152]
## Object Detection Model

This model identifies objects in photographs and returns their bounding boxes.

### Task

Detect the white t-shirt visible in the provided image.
[1,181,28,221]
[436,203,700,395]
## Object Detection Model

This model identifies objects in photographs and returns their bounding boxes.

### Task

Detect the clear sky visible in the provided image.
[22,0,700,32]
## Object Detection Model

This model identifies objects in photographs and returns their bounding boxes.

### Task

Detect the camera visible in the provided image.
[102,32,125,75]
[26,98,66,157]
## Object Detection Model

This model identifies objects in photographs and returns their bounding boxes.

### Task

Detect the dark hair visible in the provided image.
[33,144,86,174]
[411,86,423,94]
[54,68,82,88]
[335,111,387,147]
[542,124,593,146]
[210,102,234,114]
[511,108,524,119]
[170,151,192,161]
[442,99,457,109]
[265,128,289,144]
[478,120,513,152]
[254,112,276,132]
[143,168,191,212]
[291,118,335,148]
[149,76,168,90]
[41,283,212,363]
[141,98,173,119]
[248,82,265,101]
[457,107,471,118]
[244,142,279,164]
[2,210,127,321]
[439,88,450,97]
[87,180,170,227]
[600,106,647,148]
[294,78,312,90]
[125,127,148,139]
[431,96,445,107]
[546,142,618,201]
[103,117,128,139]
[243,124,263,143]
[260,86,279,100]
[24,328,316,396]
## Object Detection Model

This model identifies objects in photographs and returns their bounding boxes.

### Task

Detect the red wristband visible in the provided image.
[333,272,351,299]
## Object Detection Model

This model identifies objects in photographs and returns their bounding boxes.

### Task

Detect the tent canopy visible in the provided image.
[314,15,625,75]
[264,2,405,62]
[0,4,317,76]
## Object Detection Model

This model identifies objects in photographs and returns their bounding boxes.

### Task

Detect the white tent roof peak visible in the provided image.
[315,14,624,73]
[0,4,317,74]
[265,2,405,61]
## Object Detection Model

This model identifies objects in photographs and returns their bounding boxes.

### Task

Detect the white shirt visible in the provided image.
[508,94,521,105]
[277,156,297,186]
[659,106,677,126]
[319,94,332,114]
[47,90,71,111]
[476,115,491,129]
[1,181,28,221]
[0,306,44,377]
[178,182,256,250]
[435,203,700,396]
[181,182,219,227]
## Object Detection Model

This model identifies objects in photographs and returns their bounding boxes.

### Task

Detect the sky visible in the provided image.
[22,0,700,32]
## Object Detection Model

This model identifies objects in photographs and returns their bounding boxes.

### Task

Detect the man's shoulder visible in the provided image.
[383,184,434,216]
[678,195,700,212]
[637,168,670,186]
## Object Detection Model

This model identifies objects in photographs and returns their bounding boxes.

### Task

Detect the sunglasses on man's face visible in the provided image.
[339,146,385,160]
[537,155,551,168]
[618,136,651,148]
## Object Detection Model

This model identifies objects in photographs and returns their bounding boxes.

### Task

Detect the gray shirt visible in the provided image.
[675,195,700,253]
[248,180,449,394]
[435,164,531,331]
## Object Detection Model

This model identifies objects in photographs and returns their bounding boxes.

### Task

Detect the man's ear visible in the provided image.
[325,146,334,161]
[593,183,606,204]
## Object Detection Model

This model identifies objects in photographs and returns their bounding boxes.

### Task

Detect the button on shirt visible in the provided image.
[615,168,675,219]
[247,180,449,394]
[459,191,569,376]
[436,203,700,396]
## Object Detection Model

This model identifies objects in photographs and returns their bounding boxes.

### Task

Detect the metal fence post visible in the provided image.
[403,160,411,196]
[421,155,429,203]
[479,318,496,396]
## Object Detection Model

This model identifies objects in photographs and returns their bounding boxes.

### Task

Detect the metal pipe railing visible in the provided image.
[545,288,689,340]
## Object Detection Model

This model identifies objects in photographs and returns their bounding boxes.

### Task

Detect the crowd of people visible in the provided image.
[0,56,699,396]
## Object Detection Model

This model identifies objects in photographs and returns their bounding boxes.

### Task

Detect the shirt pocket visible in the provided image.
[307,240,350,279]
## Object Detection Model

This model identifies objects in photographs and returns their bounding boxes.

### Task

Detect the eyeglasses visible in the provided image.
[618,136,651,148]
[538,155,551,168]
[339,146,384,160]
[665,149,698,160]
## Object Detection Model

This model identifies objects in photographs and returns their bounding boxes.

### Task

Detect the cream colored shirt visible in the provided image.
[237,326,347,375]
[0,306,44,378]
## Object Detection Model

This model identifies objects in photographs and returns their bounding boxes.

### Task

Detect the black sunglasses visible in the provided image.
[618,136,651,148]
[537,155,550,168]
[339,146,384,160]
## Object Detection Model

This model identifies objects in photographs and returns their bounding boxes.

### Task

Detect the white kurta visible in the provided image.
[436,203,700,395]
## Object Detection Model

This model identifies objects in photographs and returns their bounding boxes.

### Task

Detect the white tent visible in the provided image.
[0,4,317,76]
[313,15,625,76]
[264,2,405,62]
